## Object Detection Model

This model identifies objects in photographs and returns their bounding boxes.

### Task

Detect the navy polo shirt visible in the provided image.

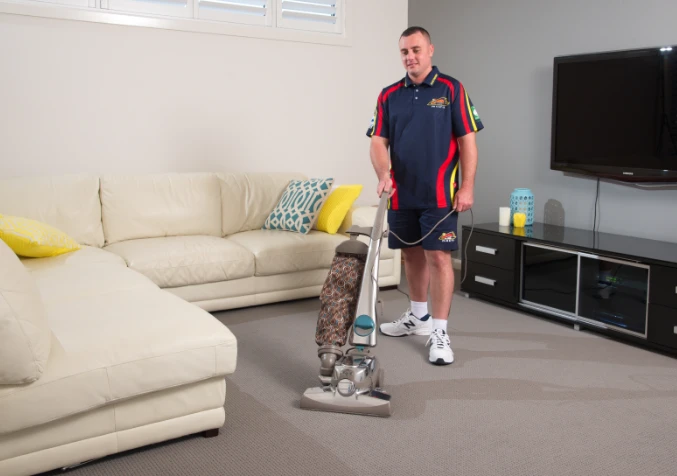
[366,66,484,210]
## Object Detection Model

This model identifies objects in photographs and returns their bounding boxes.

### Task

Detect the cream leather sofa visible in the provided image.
[0,172,400,476]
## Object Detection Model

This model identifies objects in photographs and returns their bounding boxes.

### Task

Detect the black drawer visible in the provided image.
[651,265,677,309]
[648,304,677,350]
[465,231,517,271]
[462,261,517,303]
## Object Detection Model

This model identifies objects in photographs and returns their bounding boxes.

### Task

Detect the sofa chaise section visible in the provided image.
[0,244,237,476]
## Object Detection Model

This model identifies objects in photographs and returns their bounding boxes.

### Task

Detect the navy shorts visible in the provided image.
[387,207,459,251]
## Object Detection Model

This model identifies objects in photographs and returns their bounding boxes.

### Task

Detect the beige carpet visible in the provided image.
[43,270,677,476]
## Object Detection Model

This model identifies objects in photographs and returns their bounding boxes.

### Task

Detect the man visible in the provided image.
[366,26,484,365]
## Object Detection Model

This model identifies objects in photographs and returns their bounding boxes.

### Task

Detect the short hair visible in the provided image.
[400,26,431,43]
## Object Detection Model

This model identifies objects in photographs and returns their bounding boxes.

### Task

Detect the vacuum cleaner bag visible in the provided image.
[315,252,366,347]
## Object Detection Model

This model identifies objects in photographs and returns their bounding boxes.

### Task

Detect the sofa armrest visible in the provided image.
[339,205,383,235]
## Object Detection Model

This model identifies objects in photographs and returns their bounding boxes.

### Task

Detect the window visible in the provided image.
[277,0,342,34]
[101,0,194,19]
[33,0,93,6]
[0,0,347,44]
[196,0,271,26]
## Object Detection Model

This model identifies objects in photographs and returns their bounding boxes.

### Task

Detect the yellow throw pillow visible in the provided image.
[315,185,363,234]
[0,214,81,258]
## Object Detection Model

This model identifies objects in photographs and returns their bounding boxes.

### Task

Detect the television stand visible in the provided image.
[460,222,677,356]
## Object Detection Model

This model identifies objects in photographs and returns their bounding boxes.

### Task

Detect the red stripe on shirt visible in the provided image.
[375,81,404,136]
[436,77,455,100]
[390,169,399,210]
[383,81,404,102]
[459,85,471,134]
[436,134,458,208]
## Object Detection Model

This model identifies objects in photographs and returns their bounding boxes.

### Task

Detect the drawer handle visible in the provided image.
[476,246,497,255]
[475,276,496,287]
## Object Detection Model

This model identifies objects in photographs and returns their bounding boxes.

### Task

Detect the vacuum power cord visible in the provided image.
[384,207,474,286]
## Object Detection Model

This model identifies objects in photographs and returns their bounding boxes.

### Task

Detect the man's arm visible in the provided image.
[454,132,478,212]
[370,136,394,197]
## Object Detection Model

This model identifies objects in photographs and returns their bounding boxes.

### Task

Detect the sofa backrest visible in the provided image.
[0,175,104,247]
[0,238,52,385]
[100,173,222,245]
[217,172,306,235]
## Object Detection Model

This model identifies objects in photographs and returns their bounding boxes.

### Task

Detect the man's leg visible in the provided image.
[402,246,429,303]
[420,208,458,365]
[424,250,454,323]
[379,210,432,337]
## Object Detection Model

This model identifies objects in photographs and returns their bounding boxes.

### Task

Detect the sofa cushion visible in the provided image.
[104,236,255,288]
[20,245,127,272]
[217,172,307,235]
[0,175,104,247]
[0,214,81,258]
[0,239,51,385]
[100,173,222,245]
[262,178,334,234]
[26,258,158,305]
[0,284,237,435]
[314,184,364,234]
[228,230,346,277]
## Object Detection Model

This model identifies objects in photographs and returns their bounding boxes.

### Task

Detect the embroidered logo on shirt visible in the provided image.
[428,97,450,108]
[471,105,480,121]
[439,231,457,242]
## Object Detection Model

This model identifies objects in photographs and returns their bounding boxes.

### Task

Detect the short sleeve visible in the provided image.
[452,83,484,138]
[366,90,390,139]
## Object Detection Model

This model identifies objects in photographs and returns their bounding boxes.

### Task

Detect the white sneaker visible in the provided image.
[427,329,454,365]
[379,309,432,337]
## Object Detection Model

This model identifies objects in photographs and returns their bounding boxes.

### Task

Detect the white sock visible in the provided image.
[410,301,429,319]
[433,318,448,332]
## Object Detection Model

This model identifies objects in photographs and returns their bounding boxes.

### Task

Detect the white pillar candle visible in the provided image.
[499,207,511,227]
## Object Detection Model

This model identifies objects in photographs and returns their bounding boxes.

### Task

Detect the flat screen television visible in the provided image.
[551,45,677,182]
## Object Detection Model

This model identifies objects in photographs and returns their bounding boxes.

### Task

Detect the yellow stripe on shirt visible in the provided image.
[450,162,459,205]
[465,90,478,132]
[369,103,378,137]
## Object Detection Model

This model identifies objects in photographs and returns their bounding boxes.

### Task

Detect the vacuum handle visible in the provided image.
[371,191,389,241]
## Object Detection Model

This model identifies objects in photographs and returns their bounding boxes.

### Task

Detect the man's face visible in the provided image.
[399,32,434,78]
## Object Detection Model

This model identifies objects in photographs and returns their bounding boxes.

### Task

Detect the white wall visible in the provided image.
[410,0,677,243]
[0,1,408,204]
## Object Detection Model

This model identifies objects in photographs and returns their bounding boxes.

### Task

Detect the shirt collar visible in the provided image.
[404,66,440,87]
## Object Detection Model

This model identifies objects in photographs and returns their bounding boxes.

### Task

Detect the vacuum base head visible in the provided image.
[300,387,392,417]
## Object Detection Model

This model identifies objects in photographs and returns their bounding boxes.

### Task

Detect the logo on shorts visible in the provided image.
[428,97,450,108]
[439,231,457,242]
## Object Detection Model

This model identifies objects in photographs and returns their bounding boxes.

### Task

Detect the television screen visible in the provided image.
[551,46,677,182]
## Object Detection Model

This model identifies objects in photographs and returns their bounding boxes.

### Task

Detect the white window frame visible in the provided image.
[0,0,350,47]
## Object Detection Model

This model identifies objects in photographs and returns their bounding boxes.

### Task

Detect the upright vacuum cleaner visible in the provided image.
[300,191,392,417]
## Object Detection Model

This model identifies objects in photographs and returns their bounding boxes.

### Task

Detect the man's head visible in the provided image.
[399,26,434,80]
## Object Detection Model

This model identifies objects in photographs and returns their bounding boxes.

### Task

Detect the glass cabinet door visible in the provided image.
[577,255,649,336]
[521,244,578,314]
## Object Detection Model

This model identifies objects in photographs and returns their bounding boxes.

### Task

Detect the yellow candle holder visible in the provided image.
[513,212,527,228]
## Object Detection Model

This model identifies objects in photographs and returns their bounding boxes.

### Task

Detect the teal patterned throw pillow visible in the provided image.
[263,178,334,234]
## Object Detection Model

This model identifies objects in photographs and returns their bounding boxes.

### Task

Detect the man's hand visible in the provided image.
[377,177,395,198]
[453,186,473,212]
